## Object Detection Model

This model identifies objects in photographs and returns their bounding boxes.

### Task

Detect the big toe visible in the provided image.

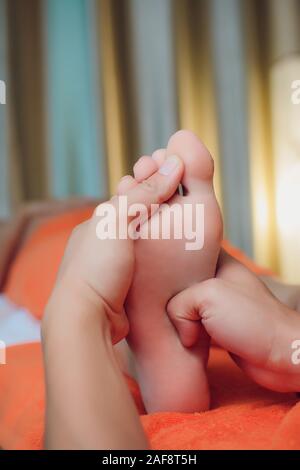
[166,130,214,192]
[152,148,166,167]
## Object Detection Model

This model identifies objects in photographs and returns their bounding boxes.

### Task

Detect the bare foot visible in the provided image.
[118,130,223,412]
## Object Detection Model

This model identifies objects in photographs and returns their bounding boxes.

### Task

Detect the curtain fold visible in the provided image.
[6,0,46,204]
[3,0,300,281]
[174,0,222,208]
[245,0,279,272]
[0,0,10,217]
[129,0,178,156]
[97,0,139,194]
[209,0,253,257]
[44,0,107,199]
[268,0,300,282]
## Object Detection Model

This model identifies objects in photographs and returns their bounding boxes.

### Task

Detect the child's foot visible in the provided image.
[118,130,223,413]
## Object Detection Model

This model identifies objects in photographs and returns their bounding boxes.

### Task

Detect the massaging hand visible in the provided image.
[168,249,300,392]
[48,155,184,344]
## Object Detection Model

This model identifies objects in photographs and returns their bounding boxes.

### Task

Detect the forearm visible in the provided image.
[42,285,148,450]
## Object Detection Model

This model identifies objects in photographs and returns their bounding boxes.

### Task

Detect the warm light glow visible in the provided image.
[270,57,300,283]
[255,187,270,234]
[276,163,300,237]
[276,162,300,283]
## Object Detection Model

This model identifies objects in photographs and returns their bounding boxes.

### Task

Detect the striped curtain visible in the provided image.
[0,0,9,217]
[1,0,300,282]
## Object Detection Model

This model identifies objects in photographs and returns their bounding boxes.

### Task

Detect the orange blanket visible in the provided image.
[0,343,299,450]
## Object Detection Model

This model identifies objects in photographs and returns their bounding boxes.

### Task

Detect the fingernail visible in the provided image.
[158,155,180,176]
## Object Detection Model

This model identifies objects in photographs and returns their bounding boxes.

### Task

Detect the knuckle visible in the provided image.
[166,299,176,316]
[203,278,222,300]
[140,179,158,195]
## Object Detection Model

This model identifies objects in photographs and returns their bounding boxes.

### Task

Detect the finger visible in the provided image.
[133,156,158,182]
[124,154,184,223]
[170,278,255,354]
[167,281,213,347]
[94,155,184,240]
[117,175,137,195]
[168,278,281,370]
[152,148,166,166]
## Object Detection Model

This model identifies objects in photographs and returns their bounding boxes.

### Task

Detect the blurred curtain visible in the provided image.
[267,0,300,282]
[6,0,46,205]
[0,0,9,217]
[2,0,300,281]
[174,0,252,255]
[129,0,178,156]
[97,0,138,192]
[174,0,300,280]
[45,0,107,199]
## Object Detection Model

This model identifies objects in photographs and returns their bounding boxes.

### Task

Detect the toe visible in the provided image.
[133,156,158,182]
[152,148,166,167]
[166,130,214,189]
[117,175,137,195]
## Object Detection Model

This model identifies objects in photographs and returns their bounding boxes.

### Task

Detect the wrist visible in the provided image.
[42,279,110,343]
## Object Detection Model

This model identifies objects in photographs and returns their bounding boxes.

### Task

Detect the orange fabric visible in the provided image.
[4,207,274,320]
[4,206,96,319]
[0,343,298,450]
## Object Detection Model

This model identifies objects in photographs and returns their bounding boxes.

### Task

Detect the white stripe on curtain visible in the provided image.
[44,0,107,199]
[210,0,253,257]
[129,0,178,156]
[0,0,10,217]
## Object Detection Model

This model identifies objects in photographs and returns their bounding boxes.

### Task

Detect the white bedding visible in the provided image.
[0,295,41,346]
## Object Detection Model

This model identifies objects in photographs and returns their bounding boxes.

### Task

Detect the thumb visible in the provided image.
[167,280,216,348]
[167,279,277,369]
[125,154,184,218]
[95,154,184,239]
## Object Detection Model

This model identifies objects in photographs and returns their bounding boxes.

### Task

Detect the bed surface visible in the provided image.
[0,295,40,346]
